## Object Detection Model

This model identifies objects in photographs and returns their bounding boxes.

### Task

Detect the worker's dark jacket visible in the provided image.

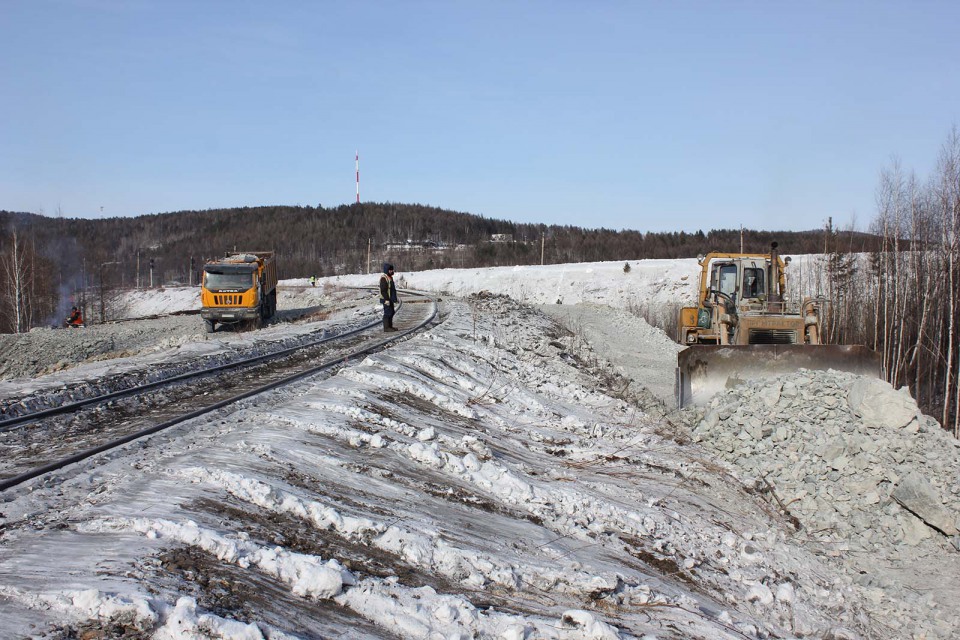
[380,274,398,306]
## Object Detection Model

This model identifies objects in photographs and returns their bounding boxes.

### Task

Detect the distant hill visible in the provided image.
[0,203,878,288]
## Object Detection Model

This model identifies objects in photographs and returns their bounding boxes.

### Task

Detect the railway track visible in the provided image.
[0,294,439,492]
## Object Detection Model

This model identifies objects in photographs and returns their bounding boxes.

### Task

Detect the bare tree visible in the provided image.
[861,131,960,433]
[0,227,32,333]
[935,128,960,434]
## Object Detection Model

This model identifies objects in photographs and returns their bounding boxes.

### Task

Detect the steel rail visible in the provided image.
[0,294,417,432]
[0,296,437,492]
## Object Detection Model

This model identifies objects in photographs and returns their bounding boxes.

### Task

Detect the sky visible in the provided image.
[2,0,959,233]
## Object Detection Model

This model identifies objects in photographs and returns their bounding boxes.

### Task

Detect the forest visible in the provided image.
[1,131,958,433]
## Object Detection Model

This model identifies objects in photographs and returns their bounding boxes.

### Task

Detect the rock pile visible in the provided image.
[0,316,202,382]
[691,371,960,554]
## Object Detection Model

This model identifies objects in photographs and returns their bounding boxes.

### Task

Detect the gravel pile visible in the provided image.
[692,372,960,551]
[689,370,960,635]
[0,316,204,381]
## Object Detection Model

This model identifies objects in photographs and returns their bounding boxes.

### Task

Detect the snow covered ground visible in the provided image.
[1,257,958,639]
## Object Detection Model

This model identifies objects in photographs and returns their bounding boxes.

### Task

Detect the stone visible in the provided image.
[775,582,795,604]
[745,583,774,605]
[892,472,959,536]
[759,382,782,408]
[901,514,932,545]
[824,627,861,640]
[830,455,850,472]
[847,378,918,430]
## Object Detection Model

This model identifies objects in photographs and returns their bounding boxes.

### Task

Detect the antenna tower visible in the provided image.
[355,151,360,204]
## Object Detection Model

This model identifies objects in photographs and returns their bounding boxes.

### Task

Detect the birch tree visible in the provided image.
[0,227,32,333]
[935,129,960,434]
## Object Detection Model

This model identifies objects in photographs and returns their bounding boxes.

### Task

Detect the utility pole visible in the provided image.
[367,238,371,274]
[740,225,744,254]
[540,232,545,266]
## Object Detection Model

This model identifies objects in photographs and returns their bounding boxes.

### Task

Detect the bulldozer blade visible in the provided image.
[676,344,883,408]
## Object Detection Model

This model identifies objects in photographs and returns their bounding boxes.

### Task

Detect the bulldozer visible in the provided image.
[676,242,882,407]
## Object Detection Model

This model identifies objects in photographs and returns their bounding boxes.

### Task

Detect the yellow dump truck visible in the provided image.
[200,251,278,332]
[676,243,881,407]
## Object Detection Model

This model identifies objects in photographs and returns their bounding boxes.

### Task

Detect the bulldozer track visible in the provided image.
[0,293,438,492]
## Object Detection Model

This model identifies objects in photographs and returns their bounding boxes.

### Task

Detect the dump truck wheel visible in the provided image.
[204,319,216,333]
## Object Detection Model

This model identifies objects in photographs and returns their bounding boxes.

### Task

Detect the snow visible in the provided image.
[0,256,958,639]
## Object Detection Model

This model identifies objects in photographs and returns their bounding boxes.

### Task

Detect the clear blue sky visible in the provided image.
[2,1,958,232]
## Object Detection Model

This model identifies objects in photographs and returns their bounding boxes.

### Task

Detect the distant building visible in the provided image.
[382,240,445,251]
[490,234,513,243]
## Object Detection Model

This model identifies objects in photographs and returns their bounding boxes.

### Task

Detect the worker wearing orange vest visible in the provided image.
[66,306,84,328]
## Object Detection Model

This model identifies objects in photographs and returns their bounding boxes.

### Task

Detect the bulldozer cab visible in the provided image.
[680,250,789,345]
[709,259,767,307]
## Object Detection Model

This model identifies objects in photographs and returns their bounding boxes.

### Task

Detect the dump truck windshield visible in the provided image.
[204,269,254,291]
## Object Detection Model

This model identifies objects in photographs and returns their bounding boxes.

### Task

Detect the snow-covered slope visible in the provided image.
[0,257,957,639]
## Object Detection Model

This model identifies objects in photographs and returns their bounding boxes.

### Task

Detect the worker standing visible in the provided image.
[379,263,399,332]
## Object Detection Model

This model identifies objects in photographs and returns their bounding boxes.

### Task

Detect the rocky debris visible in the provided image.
[690,371,959,551]
[688,369,960,635]
[0,316,203,381]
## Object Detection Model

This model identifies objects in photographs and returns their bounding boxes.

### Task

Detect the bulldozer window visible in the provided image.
[716,264,738,297]
[742,268,765,298]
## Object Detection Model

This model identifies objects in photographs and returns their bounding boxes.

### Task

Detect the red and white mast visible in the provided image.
[355,151,360,203]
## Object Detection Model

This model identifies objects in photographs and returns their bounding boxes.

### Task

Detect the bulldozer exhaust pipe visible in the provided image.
[768,241,782,308]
